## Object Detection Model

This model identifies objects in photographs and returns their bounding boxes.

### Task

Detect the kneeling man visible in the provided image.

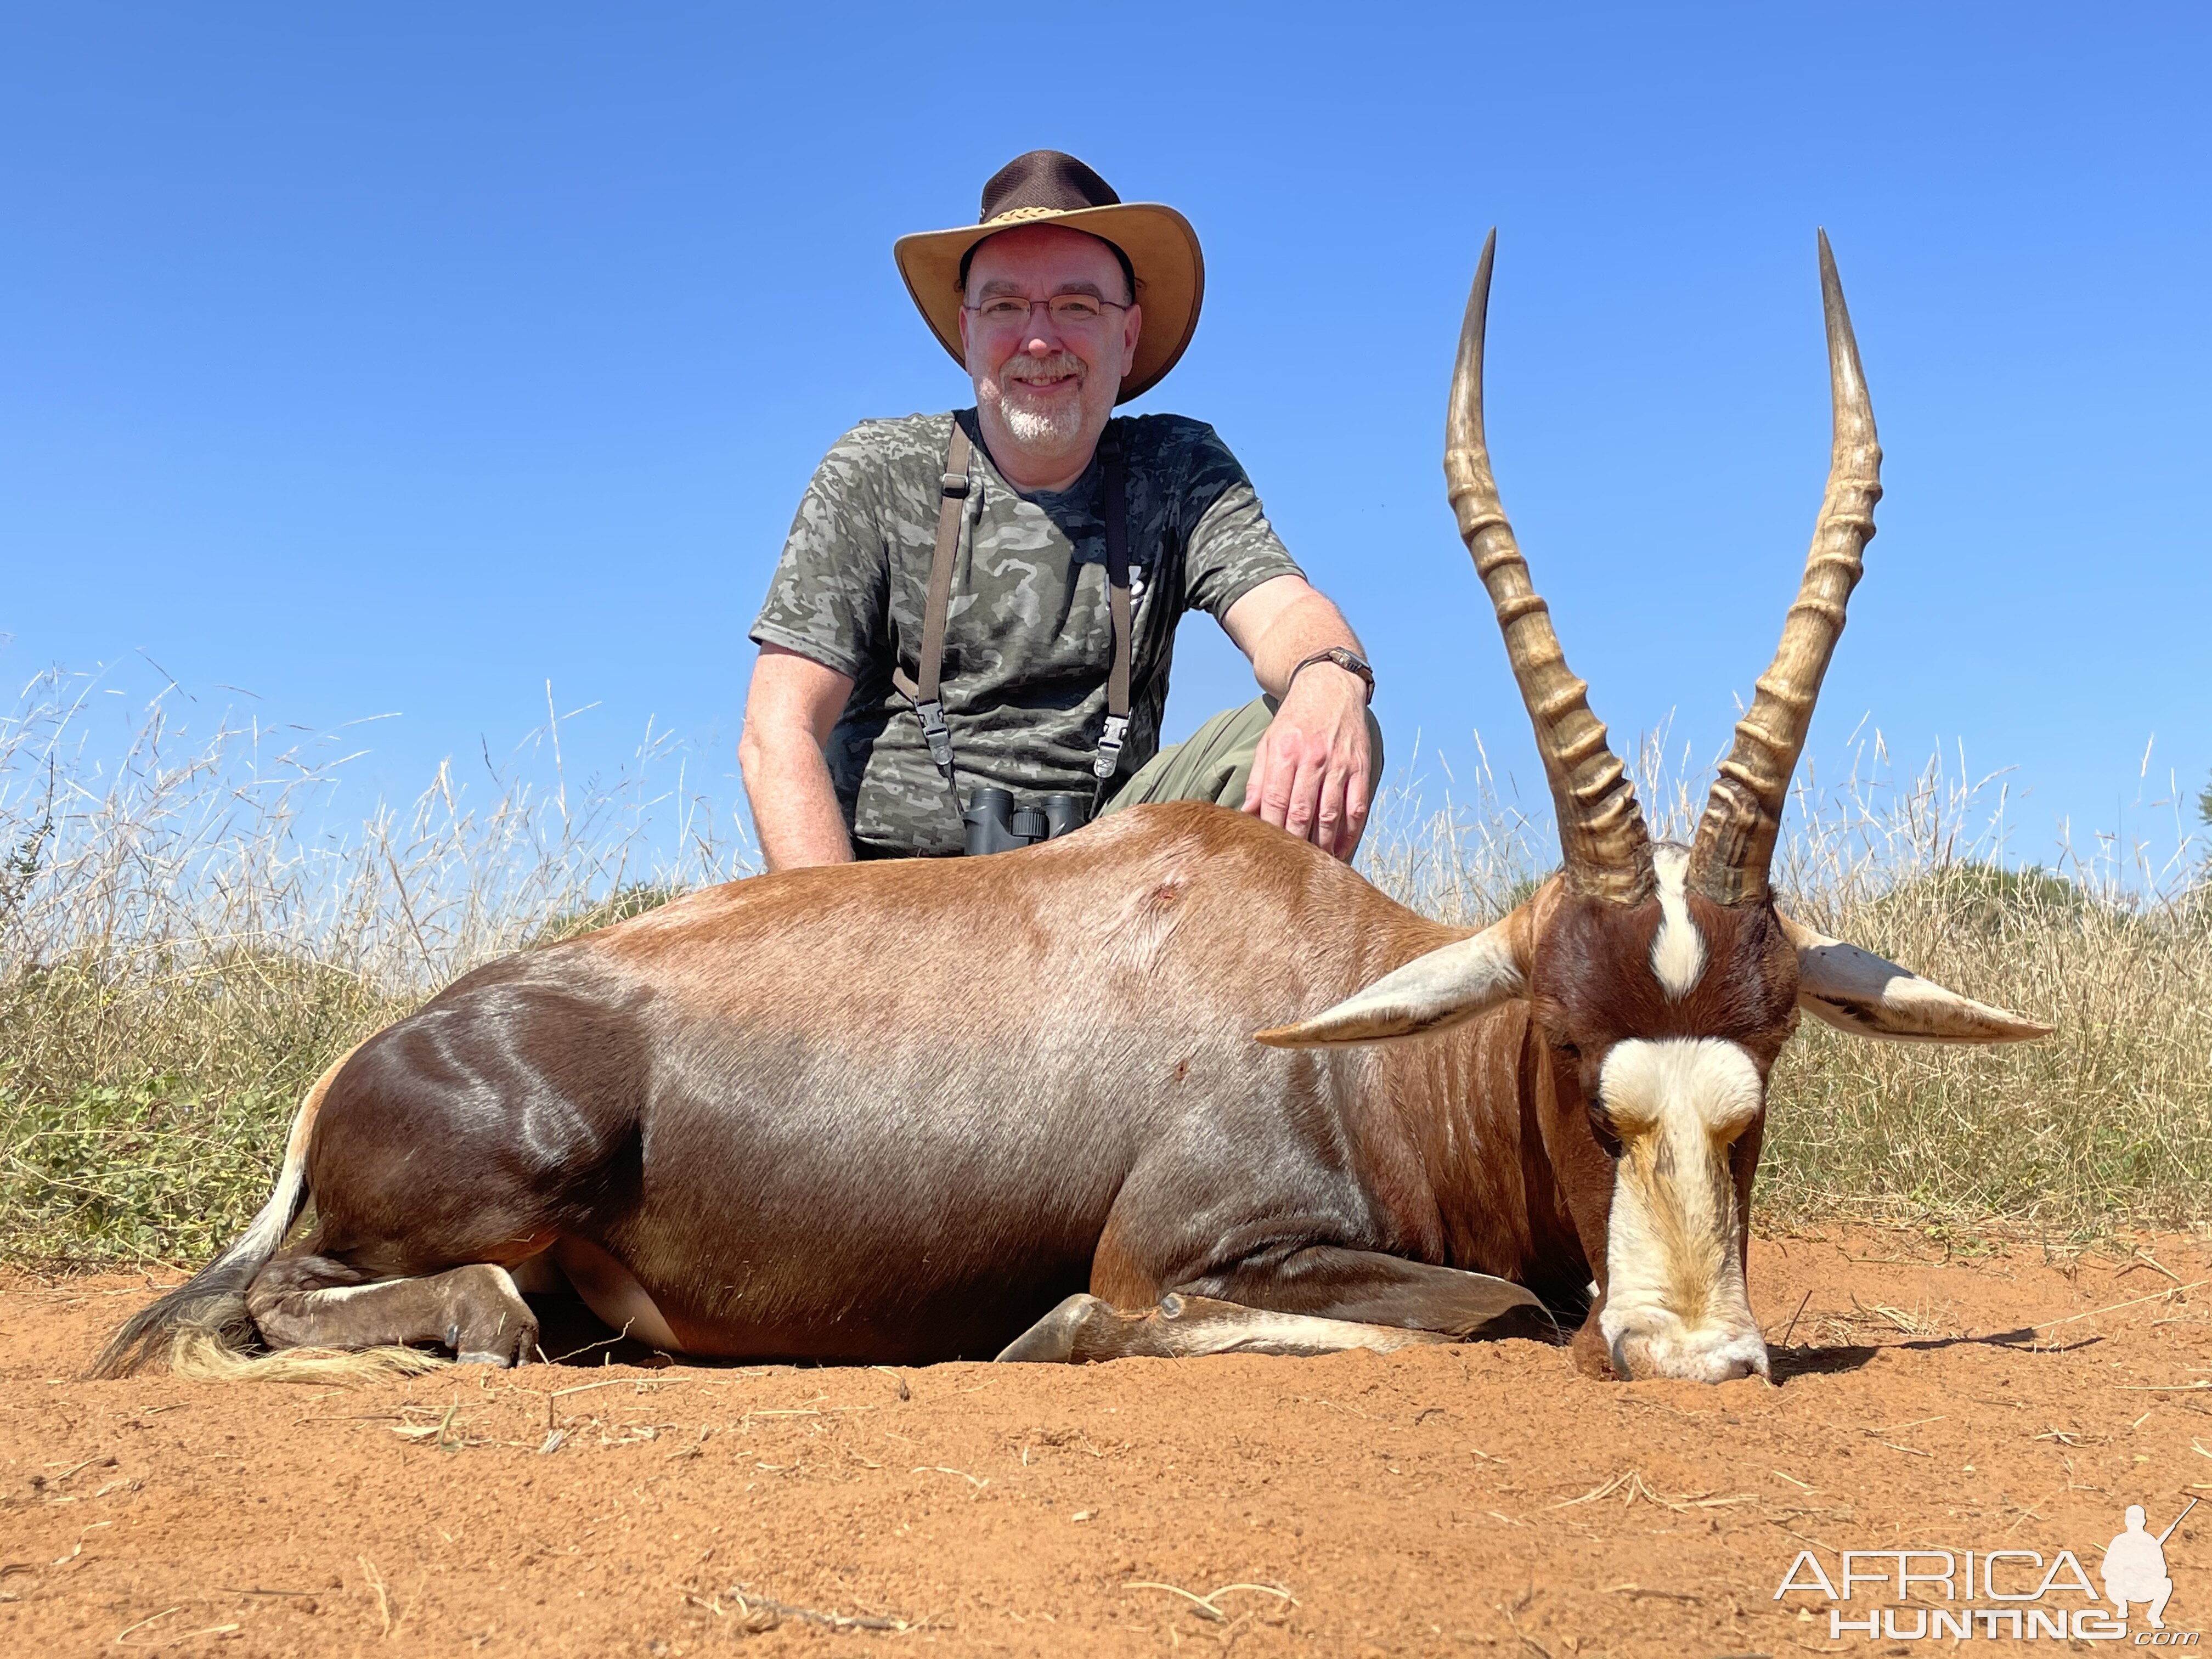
[741,150,1380,866]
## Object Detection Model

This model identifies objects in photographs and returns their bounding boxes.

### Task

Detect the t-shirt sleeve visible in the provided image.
[749,426,890,681]
[1177,422,1306,621]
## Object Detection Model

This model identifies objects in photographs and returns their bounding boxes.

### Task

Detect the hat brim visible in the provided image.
[893,202,1204,405]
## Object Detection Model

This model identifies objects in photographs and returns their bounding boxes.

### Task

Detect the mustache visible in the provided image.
[998,351,1085,389]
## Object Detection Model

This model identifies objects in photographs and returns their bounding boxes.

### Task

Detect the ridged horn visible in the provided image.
[1687,230,1882,904]
[1447,230,1652,906]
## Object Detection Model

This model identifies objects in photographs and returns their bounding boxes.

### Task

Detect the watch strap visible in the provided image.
[1286,646,1374,704]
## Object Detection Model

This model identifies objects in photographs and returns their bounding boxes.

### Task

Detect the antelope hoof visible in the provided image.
[995,1294,1105,1363]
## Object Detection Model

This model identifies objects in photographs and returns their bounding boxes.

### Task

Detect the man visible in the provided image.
[741,150,1380,867]
[2102,1504,2180,1629]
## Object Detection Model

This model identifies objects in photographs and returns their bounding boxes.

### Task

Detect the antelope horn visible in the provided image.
[1688,231,1882,904]
[1447,230,1653,906]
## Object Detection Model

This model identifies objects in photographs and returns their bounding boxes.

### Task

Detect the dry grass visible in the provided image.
[2,672,2206,1267]
[0,670,749,1265]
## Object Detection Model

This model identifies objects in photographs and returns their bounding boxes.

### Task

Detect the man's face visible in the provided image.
[959,224,1142,472]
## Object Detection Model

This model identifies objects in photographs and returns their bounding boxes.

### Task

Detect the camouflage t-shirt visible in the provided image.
[752,409,1303,857]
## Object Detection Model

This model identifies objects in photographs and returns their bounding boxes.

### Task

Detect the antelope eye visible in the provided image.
[1551,1039,1582,1063]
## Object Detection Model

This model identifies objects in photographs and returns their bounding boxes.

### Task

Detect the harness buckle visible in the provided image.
[940,472,970,499]
[916,699,955,777]
[1092,713,1129,781]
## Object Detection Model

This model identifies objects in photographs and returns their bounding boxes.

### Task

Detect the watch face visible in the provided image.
[1310,649,1373,700]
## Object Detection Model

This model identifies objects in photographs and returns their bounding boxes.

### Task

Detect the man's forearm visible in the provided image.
[1249,589,1365,697]
[740,730,855,870]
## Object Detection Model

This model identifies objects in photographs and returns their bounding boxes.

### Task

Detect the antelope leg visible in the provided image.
[248,1257,539,1366]
[1183,1245,1553,1339]
[995,1291,1454,1364]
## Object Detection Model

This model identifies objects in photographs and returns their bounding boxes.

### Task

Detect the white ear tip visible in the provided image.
[1802,989,2055,1045]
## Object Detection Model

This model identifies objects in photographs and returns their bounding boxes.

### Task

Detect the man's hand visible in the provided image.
[1243,661,1373,857]
[1222,574,1374,861]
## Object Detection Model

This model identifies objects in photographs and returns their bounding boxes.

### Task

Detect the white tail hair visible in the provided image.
[89,1040,446,1385]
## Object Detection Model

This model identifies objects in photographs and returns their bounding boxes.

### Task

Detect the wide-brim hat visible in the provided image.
[894,150,1204,405]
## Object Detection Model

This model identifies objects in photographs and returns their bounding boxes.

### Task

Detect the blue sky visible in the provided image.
[4,4,2206,873]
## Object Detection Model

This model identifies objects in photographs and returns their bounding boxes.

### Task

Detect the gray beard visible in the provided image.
[992,352,1087,451]
[998,393,1083,448]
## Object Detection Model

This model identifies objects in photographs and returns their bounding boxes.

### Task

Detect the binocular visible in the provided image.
[962,787,1090,856]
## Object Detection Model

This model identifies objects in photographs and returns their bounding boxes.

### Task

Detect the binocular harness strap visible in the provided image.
[1094,435,1133,799]
[890,421,974,791]
[898,418,1135,826]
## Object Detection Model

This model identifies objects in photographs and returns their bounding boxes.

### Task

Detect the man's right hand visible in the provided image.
[738,645,857,870]
[1242,661,1373,860]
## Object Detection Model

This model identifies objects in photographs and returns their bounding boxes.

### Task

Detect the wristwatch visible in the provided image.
[1287,646,1375,705]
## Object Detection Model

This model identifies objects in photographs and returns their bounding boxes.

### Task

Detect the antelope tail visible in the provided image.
[89,1043,362,1379]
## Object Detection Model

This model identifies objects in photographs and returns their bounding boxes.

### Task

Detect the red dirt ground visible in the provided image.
[2,1231,2208,1658]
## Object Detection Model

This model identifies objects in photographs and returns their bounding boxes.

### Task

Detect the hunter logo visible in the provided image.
[1773,1499,2199,1643]
[2105,1503,2189,1629]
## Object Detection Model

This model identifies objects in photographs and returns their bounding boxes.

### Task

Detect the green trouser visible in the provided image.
[1098,696,1385,842]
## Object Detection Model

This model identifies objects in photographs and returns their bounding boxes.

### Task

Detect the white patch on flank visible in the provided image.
[1648,843,1707,1001]
[554,1237,684,1353]
[1595,1036,1768,1383]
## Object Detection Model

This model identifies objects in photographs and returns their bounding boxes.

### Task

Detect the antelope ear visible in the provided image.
[1779,912,2053,1045]
[1256,912,1528,1048]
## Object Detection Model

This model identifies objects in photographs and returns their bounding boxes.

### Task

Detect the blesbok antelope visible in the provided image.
[98,233,2046,1389]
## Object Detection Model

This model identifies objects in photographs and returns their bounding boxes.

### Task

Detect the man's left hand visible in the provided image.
[1242,662,1372,859]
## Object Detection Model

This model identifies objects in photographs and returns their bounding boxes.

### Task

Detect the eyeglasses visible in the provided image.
[962,294,1131,330]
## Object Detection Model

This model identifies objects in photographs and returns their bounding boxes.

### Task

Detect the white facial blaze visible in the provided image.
[1596,1037,1768,1382]
[1649,844,1707,1001]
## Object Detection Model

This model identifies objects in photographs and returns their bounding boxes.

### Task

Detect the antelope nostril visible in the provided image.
[1607,1335,1639,1381]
